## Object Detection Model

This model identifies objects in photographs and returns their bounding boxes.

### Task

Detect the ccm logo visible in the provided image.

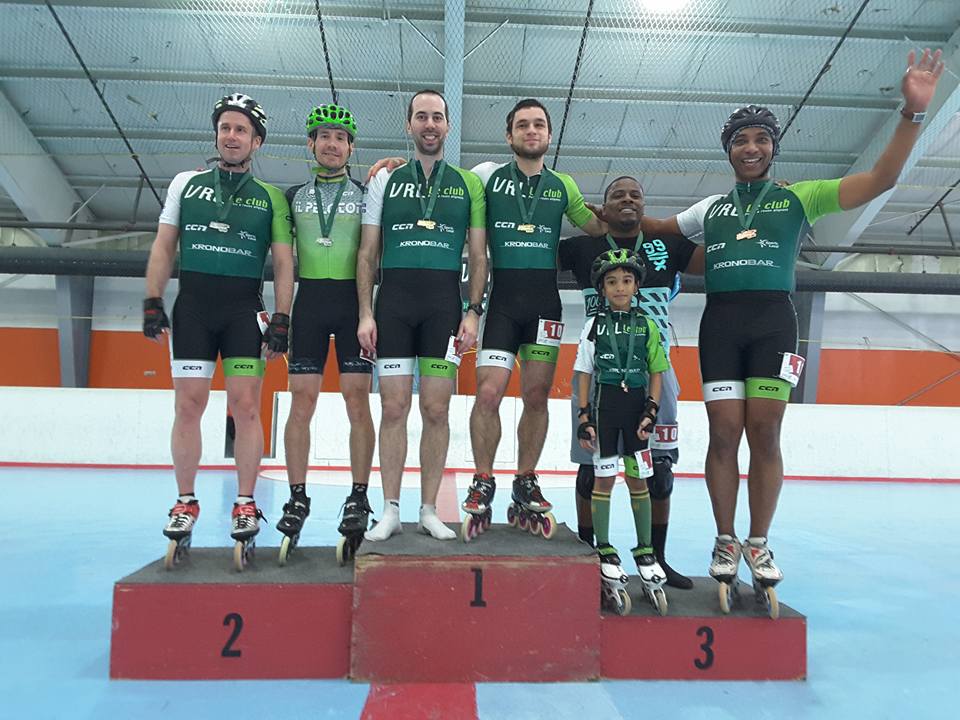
[235,363,255,370]
[711,385,732,392]
[430,363,447,370]
[182,364,202,371]
[758,385,780,392]
[383,363,401,369]
[530,349,550,357]
[489,354,508,361]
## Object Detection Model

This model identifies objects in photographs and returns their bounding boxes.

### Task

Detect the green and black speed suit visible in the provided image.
[472,161,594,368]
[573,309,669,478]
[362,160,485,379]
[677,179,843,401]
[159,168,293,379]
[286,174,370,375]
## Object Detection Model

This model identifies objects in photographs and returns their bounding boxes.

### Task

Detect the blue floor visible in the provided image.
[1,466,957,719]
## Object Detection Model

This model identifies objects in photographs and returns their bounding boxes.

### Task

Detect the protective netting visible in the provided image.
[1,0,958,230]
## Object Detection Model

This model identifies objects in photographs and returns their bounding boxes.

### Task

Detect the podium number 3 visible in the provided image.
[694,625,714,669]
[222,613,243,658]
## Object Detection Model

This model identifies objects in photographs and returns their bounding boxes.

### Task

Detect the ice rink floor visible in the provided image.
[1,465,957,719]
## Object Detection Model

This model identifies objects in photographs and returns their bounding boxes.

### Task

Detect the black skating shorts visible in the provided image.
[289,278,370,375]
[479,269,562,361]
[699,290,797,383]
[374,268,462,361]
[594,384,648,459]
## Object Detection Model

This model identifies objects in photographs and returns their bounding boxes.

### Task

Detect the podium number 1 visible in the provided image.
[222,613,243,658]
[470,568,487,607]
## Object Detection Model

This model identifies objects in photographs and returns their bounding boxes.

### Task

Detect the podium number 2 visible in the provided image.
[694,625,714,669]
[470,568,487,607]
[222,613,243,658]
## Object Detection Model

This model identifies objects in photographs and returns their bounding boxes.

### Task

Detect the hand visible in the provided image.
[637,417,653,440]
[638,396,658,440]
[577,420,596,451]
[366,156,407,183]
[901,48,945,114]
[357,315,378,355]
[586,202,606,222]
[142,297,170,344]
[262,312,290,359]
[457,313,479,354]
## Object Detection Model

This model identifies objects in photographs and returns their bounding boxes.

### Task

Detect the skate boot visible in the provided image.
[231,501,264,572]
[507,472,557,539]
[276,494,310,566]
[598,543,631,616]
[742,537,783,619]
[710,534,742,614]
[460,473,496,542]
[162,499,199,570]
[633,546,668,616]
[336,492,374,565]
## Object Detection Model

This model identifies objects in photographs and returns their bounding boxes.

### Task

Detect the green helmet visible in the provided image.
[306,104,357,140]
[590,248,646,292]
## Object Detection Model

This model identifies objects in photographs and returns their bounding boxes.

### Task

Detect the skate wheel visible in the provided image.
[163,539,179,570]
[336,536,347,566]
[517,509,529,531]
[233,541,246,572]
[540,512,556,540]
[278,535,292,566]
[617,588,632,616]
[460,515,474,543]
[765,586,780,620]
[653,587,668,616]
[718,581,732,614]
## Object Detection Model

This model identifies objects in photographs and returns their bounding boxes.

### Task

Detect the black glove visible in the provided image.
[641,396,659,431]
[577,420,596,440]
[263,312,290,354]
[142,297,170,338]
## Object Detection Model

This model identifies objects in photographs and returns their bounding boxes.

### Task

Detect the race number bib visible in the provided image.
[536,318,564,347]
[359,347,376,365]
[256,310,270,335]
[638,448,654,478]
[444,335,463,367]
[778,352,805,387]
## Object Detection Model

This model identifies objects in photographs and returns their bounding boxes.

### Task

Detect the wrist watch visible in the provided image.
[466,302,485,317]
[900,107,926,124]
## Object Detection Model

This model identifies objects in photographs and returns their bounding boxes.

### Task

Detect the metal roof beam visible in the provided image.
[0,89,92,245]
[4,1,952,42]
[0,66,902,111]
[816,28,960,269]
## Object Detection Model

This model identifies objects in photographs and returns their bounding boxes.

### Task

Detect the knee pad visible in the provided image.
[648,456,675,500]
[575,464,595,501]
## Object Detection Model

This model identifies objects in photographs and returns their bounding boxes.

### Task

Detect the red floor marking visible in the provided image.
[360,683,477,720]
[436,470,460,522]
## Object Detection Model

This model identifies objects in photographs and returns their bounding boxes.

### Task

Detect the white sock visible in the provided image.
[235,495,254,505]
[364,502,402,542]
[178,494,196,504]
[418,504,456,540]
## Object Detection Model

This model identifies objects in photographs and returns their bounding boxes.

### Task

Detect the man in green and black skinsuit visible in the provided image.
[276,104,376,551]
[642,49,945,602]
[144,93,294,547]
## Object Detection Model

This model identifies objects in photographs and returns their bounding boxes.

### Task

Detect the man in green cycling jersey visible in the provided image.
[642,49,944,605]
[144,93,294,549]
[358,89,487,541]
[276,103,377,553]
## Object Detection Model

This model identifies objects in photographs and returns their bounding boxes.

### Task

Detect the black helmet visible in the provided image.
[212,93,268,142]
[720,104,780,156]
[590,248,646,292]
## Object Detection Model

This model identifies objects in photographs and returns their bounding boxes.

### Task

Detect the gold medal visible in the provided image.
[517,223,536,234]
[736,228,757,241]
[209,221,230,233]
[417,219,437,230]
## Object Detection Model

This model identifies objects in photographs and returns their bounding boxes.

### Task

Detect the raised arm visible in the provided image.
[838,48,944,210]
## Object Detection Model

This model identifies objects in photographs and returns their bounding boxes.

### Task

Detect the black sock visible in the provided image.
[351,483,368,496]
[578,525,595,546]
[290,483,307,499]
[652,522,667,558]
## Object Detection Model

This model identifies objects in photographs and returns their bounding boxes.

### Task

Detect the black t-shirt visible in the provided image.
[558,232,696,290]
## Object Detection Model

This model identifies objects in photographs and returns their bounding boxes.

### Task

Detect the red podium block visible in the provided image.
[110,547,353,679]
[351,523,599,682]
[600,577,806,680]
